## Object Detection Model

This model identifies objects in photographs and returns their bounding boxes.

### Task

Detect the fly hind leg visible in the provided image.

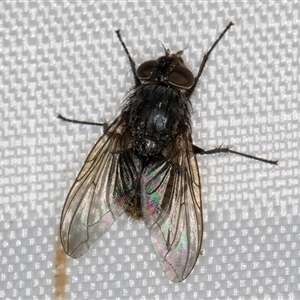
[193,144,278,165]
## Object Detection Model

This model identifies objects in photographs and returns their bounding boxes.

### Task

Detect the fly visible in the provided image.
[59,22,277,283]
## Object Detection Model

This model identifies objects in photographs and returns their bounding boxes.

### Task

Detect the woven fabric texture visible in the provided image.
[0,2,299,299]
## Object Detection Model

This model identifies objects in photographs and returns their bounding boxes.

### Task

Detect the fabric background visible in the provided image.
[0,1,299,299]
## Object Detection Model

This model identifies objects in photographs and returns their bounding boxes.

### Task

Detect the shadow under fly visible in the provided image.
[58,21,277,283]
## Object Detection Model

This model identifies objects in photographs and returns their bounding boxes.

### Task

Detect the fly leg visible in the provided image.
[57,114,109,131]
[193,144,278,165]
[115,30,140,86]
[186,21,234,98]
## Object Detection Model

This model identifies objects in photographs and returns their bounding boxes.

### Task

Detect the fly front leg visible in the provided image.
[115,30,141,86]
[186,21,235,98]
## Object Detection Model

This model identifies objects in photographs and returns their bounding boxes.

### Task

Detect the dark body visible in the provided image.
[126,82,191,156]
[122,81,192,221]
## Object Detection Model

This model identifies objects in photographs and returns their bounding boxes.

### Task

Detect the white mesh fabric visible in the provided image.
[0,1,299,299]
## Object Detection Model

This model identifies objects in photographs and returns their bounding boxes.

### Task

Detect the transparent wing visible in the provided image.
[60,115,139,258]
[142,129,203,282]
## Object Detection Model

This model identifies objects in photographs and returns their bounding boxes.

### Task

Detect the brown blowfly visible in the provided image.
[59,22,277,282]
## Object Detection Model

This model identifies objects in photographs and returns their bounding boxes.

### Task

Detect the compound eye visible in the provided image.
[169,66,195,89]
[137,60,156,79]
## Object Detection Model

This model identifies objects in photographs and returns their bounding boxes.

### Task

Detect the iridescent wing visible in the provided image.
[142,129,203,282]
[60,114,139,258]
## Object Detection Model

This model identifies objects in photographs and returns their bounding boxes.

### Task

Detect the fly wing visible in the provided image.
[142,129,203,282]
[60,114,139,258]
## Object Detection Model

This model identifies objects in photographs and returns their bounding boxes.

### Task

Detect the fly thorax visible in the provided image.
[129,99,179,156]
